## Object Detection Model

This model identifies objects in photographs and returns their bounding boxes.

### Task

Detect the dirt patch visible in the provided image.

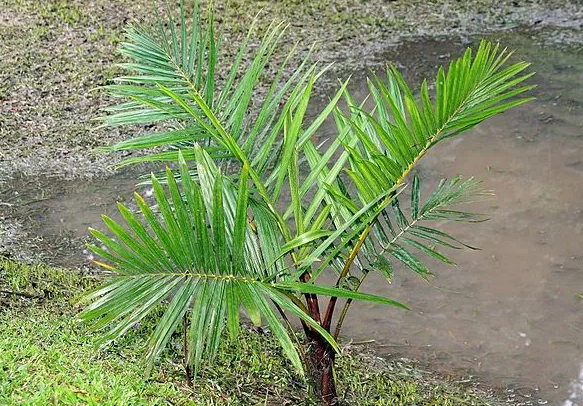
[1,0,582,186]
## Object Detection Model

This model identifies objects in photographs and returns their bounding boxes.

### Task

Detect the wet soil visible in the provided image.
[1,0,582,186]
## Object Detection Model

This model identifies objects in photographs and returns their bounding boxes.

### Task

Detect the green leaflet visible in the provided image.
[86,0,533,383]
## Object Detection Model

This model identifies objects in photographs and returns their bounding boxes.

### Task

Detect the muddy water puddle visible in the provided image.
[0,168,150,266]
[333,34,583,405]
[1,32,582,404]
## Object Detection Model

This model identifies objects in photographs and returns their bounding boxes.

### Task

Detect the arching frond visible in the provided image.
[374,175,490,277]
[345,40,534,193]
[80,148,408,376]
[284,174,488,279]
[80,148,326,375]
[99,0,323,180]
[278,40,532,282]
[321,175,491,335]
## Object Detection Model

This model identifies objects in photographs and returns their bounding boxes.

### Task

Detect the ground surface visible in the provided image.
[1,0,582,261]
[1,1,582,404]
[0,260,501,405]
[1,0,582,183]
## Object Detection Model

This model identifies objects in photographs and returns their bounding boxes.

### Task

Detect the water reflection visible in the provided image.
[564,361,583,406]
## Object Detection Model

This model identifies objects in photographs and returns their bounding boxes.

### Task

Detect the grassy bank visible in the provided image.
[0,259,501,405]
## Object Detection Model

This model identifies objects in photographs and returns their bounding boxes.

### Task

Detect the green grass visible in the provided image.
[0,259,501,405]
[0,307,195,406]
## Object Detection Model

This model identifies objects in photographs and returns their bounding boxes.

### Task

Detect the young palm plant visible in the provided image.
[80,2,534,404]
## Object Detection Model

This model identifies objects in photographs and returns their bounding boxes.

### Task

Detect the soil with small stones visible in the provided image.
[1,0,582,185]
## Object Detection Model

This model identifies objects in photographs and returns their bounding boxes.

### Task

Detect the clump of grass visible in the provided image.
[0,306,196,406]
[0,260,502,405]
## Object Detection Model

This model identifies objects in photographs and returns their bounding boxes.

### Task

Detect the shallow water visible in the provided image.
[0,168,148,265]
[1,31,582,405]
[331,34,583,405]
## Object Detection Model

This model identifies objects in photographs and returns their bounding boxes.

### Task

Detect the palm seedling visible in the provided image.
[79,2,533,404]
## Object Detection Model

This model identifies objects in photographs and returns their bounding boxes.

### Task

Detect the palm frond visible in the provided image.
[99,0,322,183]
[279,40,531,283]
[81,148,411,376]
[345,40,534,195]
[80,149,333,375]
[322,175,491,335]
[374,176,489,274]
[289,40,531,236]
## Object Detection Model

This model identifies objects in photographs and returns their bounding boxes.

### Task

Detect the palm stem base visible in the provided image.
[305,334,338,406]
